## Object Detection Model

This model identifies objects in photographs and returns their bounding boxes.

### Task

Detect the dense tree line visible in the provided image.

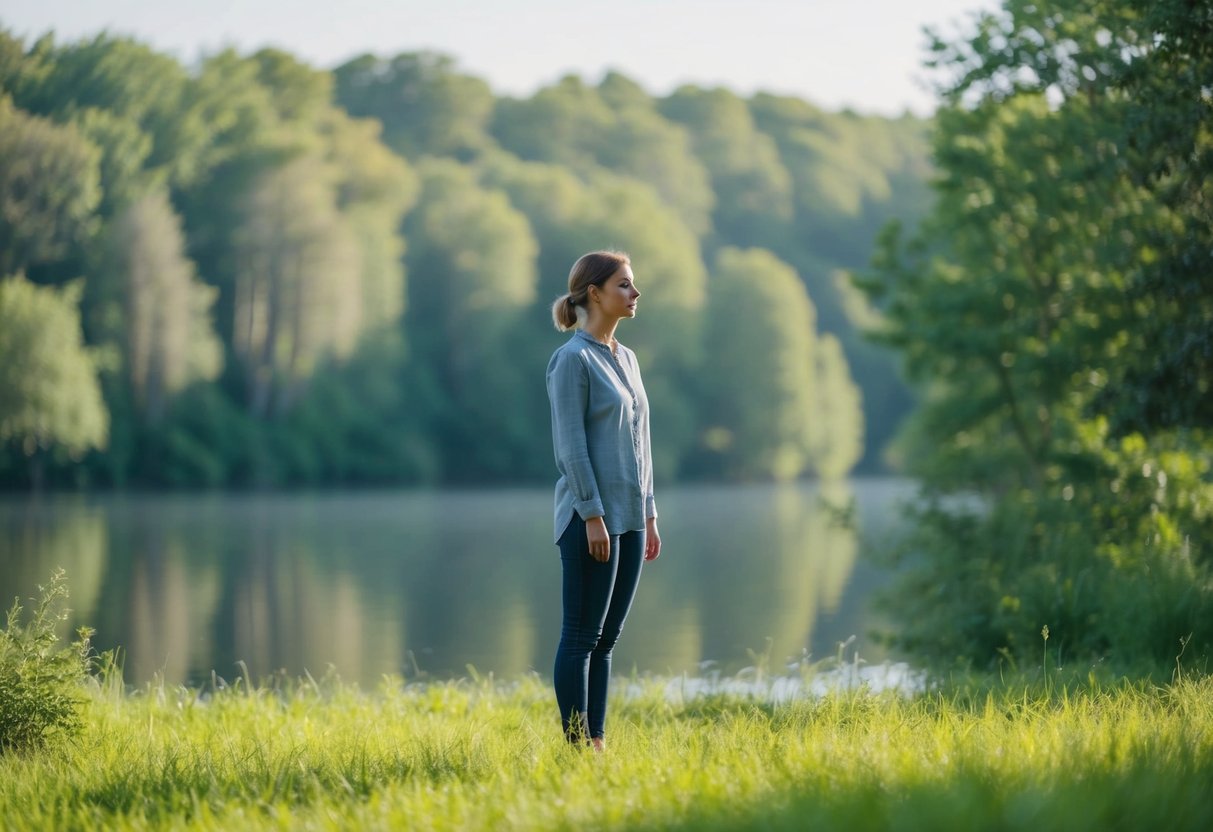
[0,28,929,489]
[862,0,1213,668]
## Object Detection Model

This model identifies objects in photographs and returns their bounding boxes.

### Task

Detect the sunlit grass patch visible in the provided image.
[1,669,1211,830]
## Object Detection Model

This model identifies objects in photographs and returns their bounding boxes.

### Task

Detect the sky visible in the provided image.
[0,0,1002,116]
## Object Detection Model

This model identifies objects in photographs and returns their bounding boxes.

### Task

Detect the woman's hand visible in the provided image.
[644,517,662,561]
[585,516,611,562]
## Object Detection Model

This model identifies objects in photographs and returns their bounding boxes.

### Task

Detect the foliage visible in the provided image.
[861,0,1213,669]
[0,276,108,486]
[1,673,1212,828]
[659,85,793,247]
[231,154,362,417]
[322,109,419,330]
[923,0,1213,435]
[1106,1,1213,433]
[695,248,819,481]
[491,73,715,237]
[334,51,495,160]
[0,95,100,275]
[279,330,440,484]
[0,27,933,488]
[97,188,222,425]
[14,33,210,193]
[690,248,865,482]
[0,569,93,752]
[403,159,540,481]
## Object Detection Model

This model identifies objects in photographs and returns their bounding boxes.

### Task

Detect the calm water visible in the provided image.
[0,479,912,687]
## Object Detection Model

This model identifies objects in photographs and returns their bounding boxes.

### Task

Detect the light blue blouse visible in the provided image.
[547,329,657,543]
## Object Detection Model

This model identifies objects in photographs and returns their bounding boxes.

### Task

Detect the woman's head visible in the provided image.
[551,250,631,331]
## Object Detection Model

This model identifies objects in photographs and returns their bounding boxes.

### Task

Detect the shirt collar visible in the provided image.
[574,328,618,353]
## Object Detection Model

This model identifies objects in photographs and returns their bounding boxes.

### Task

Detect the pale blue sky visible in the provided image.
[1,0,1000,115]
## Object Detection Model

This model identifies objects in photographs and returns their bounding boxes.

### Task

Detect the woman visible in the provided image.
[547,250,662,751]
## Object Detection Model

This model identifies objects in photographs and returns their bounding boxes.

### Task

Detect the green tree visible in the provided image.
[742,95,930,471]
[174,51,317,357]
[403,159,540,480]
[744,96,929,280]
[322,111,419,331]
[0,97,100,274]
[333,52,495,159]
[594,72,715,236]
[695,248,817,481]
[475,150,603,284]
[248,48,334,128]
[1106,0,1213,433]
[917,0,1213,433]
[281,330,438,485]
[100,188,222,425]
[69,107,155,215]
[232,155,362,417]
[659,85,793,246]
[492,74,714,235]
[492,75,614,168]
[0,29,44,101]
[181,49,284,172]
[0,276,108,489]
[862,0,1213,667]
[13,33,209,188]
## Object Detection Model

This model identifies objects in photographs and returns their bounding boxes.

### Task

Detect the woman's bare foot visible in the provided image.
[590,737,606,753]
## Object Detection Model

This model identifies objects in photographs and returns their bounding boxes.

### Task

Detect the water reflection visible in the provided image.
[0,480,911,687]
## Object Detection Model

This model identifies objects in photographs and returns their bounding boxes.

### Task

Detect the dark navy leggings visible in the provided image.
[553,512,645,742]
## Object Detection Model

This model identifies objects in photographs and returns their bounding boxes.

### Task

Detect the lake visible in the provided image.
[0,479,913,687]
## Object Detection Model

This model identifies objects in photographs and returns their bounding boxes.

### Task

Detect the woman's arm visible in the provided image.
[547,350,605,523]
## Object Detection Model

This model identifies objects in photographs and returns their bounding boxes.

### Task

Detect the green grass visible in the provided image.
[2,669,1211,830]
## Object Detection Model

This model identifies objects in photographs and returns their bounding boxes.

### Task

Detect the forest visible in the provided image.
[0,27,927,490]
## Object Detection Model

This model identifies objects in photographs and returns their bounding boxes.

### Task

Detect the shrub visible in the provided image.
[0,568,93,752]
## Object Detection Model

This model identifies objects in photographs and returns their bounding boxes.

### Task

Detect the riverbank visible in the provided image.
[2,671,1210,830]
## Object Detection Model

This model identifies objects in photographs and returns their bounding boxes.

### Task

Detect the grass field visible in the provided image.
[2,667,1211,830]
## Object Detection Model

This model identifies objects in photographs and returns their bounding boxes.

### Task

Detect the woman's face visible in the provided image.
[593,265,641,321]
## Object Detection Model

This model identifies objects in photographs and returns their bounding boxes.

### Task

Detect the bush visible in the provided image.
[0,569,93,752]
[879,473,1213,672]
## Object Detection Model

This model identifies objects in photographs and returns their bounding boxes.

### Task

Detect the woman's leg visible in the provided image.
[586,529,645,740]
[553,514,619,743]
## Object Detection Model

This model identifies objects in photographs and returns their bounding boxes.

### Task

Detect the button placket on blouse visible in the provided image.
[613,353,643,457]
[592,338,644,488]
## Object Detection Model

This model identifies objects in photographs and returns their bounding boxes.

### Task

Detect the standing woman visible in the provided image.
[547,250,662,750]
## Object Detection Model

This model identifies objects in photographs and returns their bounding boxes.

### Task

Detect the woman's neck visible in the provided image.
[582,313,619,347]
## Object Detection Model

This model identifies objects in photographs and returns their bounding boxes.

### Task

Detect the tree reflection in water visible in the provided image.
[0,481,911,686]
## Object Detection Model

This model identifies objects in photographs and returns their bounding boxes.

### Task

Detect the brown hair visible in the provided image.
[551,250,631,331]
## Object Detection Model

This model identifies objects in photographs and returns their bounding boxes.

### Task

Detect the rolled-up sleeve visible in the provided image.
[547,350,605,520]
